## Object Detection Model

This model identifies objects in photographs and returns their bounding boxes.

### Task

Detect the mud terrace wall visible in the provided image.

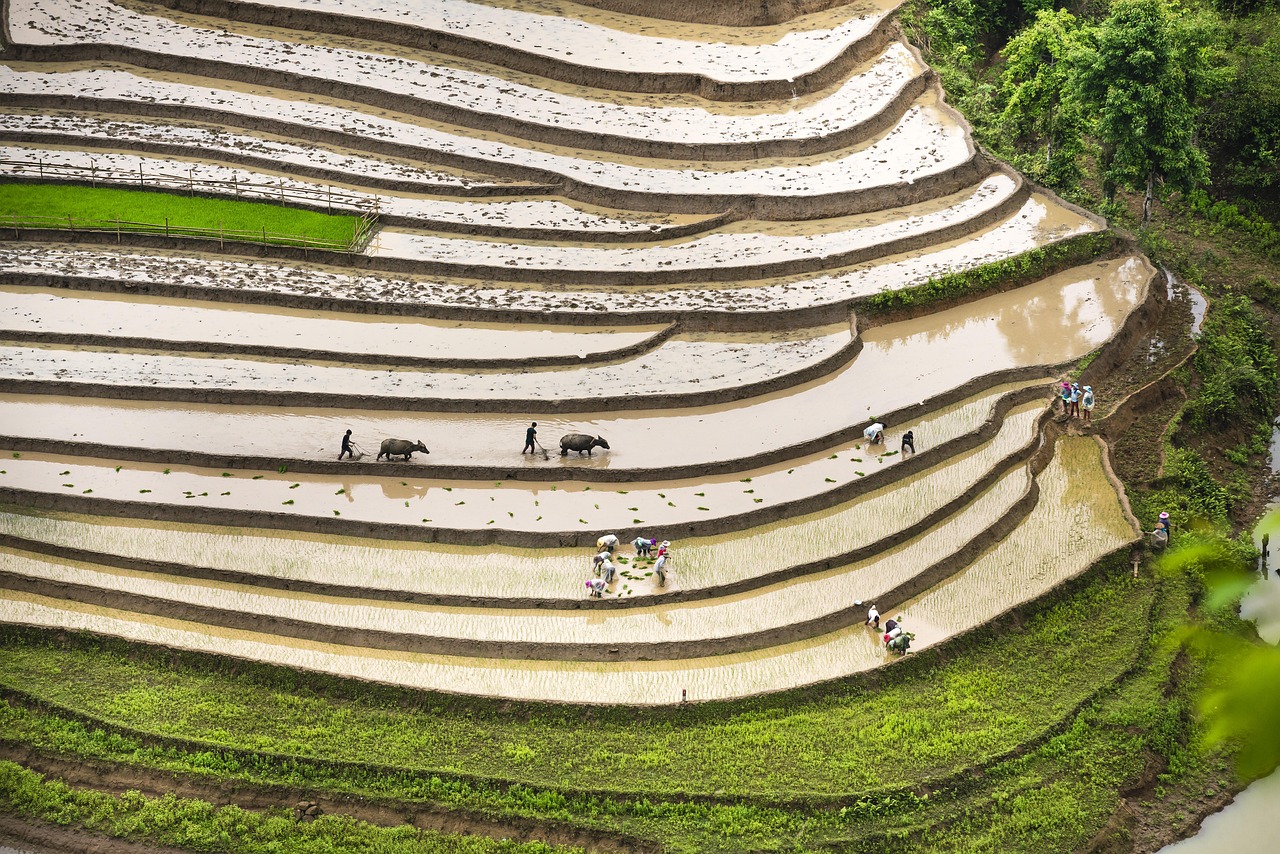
[0,0,1151,702]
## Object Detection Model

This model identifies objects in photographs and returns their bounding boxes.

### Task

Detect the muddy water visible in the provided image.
[0,394,1032,543]
[0,438,1120,704]
[0,144,693,232]
[0,258,1145,469]
[0,380,1036,593]
[0,324,849,399]
[0,586,889,702]
[0,64,966,199]
[0,286,667,361]
[170,0,901,80]
[30,0,923,148]
[0,462,1031,647]
[364,174,1018,268]
[895,437,1135,641]
[0,195,1099,316]
[0,110,534,189]
[0,397,1042,602]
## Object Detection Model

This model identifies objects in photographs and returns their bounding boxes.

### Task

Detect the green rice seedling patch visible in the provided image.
[0,183,360,247]
[0,566,1154,803]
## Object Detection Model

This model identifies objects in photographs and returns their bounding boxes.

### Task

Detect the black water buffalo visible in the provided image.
[377,438,429,461]
[560,433,610,456]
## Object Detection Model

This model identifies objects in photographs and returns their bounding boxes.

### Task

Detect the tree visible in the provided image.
[1075,0,1213,223]
[998,8,1092,187]
[1161,529,1280,782]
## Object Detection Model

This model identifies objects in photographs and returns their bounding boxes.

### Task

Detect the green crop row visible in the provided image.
[0,760,576,854]
[0,183,362,248]
[0,561,1153,805]
[862,231,1115,312]
[0,568,1227,853]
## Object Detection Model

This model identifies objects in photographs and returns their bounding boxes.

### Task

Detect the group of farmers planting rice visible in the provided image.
[586,533,671,598]
[862,604,914,655]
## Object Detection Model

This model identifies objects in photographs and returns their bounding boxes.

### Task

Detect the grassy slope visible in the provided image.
[0,562,1172,853]
[0,183,360,245]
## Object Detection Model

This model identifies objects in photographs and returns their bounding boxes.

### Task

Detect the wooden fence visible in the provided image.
[1,157,381,252]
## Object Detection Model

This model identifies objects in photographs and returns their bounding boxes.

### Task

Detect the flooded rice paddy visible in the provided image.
[0,324,849,401]
[0,144,697,234]
[0,111,537,191]
[364,174,1017,269]
[0,396,1043,598]
[0,0,1156,710]
[0,427,1138,703]
[0,64,968,202]
[12,0,923,150]
[0,201,1105,315]
[0,286,668,362]
[0,256,1146,473]
[897,437,1136,640]
[180,0,902,83]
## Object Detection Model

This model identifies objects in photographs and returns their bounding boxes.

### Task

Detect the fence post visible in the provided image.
[219,220,224,249]
[278,181,284,205]
[67,214,73,231]
[37,159,43,179]
[116,216,121,243]
[139,163,144,186]
[262,225,267,245]
[12,214,17,239]
[232,176,239,197]
[165,217,169,238]
[327,185,332,213]
[90,161,96,187]
[188,168,194,196]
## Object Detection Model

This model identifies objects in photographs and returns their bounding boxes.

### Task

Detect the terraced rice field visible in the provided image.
[0,0,1149,712]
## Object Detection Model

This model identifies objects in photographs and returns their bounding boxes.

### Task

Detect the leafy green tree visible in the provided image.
[1183,295,1278,430]
[1075,0,1214,223]
[1161,529,1280,782]
[1200,19,1280,203]
[998,9,1092,187]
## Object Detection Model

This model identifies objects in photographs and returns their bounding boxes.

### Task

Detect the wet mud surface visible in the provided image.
[0,200,1102,316]
[7,0,926,159]
[0,394,1044,597]
[0,323,851,405]
[0,0,1159,705]
[0,285,670,365]
[0,432,1135,701]
[0,258,1147,466]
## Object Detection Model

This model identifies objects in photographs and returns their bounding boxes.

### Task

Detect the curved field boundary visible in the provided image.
[0,442,1043,661]
[0,550,1151,808]
[142,0,904,103]
[0,166,1020,285]
[0,90,988,221]
[0,387,1050,552]
[0,321,678,371]
[0,171,728,245]
[560,0,854,27]
[0,224,1111,331]
[0,368,1055,487]
[0,31,933,162]
[0,325,860,413]
[0,130,557,198]
[0,391,1043,610]
[0,746,662,854]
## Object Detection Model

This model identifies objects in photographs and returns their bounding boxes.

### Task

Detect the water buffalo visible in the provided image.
[377,438,429,461]
[560,433,610,456]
